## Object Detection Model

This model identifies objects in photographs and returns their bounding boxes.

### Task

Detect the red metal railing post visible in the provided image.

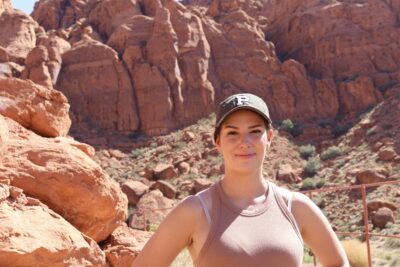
[360,185,372,267]
[143,209,147,231]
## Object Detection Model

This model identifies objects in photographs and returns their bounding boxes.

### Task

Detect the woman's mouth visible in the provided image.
[235,153,256,158]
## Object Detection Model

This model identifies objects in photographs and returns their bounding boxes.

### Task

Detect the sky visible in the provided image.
[11,0,37,14]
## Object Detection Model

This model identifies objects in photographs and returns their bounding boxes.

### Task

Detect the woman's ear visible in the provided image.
[267,129,274,141]
[215,135,222,153]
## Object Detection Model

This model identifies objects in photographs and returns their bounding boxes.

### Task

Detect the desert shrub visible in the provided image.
[147,223,159,232]
[321,146,342,161]
[332,123,352,137]
[280,119,303,137]
[304,157,321,177]
[281,119,294,131]
[301,178,317,190]
[131,148,144,158]
[311,194,325,208]
[315,179,326,188]
[341,239,368,267]
[384,238,400,249]
[299,144,316,159]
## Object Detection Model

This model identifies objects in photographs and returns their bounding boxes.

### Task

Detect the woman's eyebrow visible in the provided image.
[223,125,238,129]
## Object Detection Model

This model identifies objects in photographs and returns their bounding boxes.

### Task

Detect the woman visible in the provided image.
[133,93,349,267]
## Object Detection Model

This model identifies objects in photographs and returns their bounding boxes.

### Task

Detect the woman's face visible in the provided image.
[215,109,273,174]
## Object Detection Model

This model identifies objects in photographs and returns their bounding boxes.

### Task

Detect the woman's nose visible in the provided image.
[239,133,251,146]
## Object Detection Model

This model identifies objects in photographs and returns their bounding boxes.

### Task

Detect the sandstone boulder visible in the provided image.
[367,199,397,213]
[177,161,191,175]
[194,178,213,193]
[129,189,175,230]
[102,224,152,267]
[57,39,139,132]
[0,183,107,266]
[276,164,302,184]
[0,63,11,78]
[182,131,195,142]
[371,207,395,229]
[178,179,195,195]
[0,78,71,137]
[37,33,72,55]
[378,148,397,162]
[150,180,177,199]
[0,116,128,242]
[153,163,178,180]
[20,45,53,88]
[0,10,38,62]
[355,168,389,184]
[122,180,149,205]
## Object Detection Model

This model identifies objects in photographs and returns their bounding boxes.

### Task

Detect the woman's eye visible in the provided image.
[250,129,262,134]
[227,131,238,135]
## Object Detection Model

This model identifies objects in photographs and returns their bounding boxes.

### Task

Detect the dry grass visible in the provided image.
[342,239,368,267]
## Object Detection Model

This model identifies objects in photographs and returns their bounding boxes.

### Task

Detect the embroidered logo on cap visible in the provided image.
[235,95,249,105]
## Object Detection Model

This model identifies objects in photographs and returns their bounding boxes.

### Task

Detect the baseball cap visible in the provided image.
[214,93,272,141]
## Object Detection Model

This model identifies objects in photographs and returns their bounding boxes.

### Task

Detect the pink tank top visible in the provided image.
[194,181,304,267]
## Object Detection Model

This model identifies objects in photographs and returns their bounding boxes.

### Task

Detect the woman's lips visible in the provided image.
[234,153,256,158]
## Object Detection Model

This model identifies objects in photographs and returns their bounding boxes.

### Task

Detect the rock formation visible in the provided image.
[0,78,71,137]
[56,38,140,132]
[102,224,152,267]
[0,9,39,63]
[0,0,11,14]
[0,115,128,242]
[0,183,108,266]
[0,0,397,138]
[31,0,99,30]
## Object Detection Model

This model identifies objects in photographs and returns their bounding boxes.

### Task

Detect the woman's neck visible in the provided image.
[220,169,268,204]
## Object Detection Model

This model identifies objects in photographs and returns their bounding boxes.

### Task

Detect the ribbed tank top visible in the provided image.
[194,181,304,267]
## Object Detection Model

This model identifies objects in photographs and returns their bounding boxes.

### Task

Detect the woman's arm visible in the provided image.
[132,195,202,267]
[291,192,349,267]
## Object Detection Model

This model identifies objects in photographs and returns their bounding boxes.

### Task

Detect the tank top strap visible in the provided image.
[269,182,303,245]
[194,182,221,267]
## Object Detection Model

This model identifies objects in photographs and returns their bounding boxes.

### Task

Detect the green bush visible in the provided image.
[301,178,317,190]
[304,157,320,177]
[321,146,342,161]
[315,179,326,188]
[280,119,303,137]
[281,119,294,131]
[299,144,316,159]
